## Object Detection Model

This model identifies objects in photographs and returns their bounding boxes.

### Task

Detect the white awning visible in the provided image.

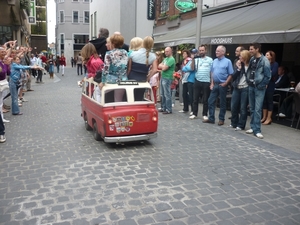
[154,0,300,46]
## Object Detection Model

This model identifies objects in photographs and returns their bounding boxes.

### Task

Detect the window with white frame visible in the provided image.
[59,10,64,23]
[60,34,64,44]
[84,11,89,23]
[74,34,89,44]
[84,0,89,2]
[73,11,79,23]
[160,0,169,13]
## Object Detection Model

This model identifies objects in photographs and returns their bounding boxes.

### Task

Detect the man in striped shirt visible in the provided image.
[190,45,213,120]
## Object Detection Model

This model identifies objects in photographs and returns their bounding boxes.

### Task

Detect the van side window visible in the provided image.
[92,84,102,103]
[104,89,127,103]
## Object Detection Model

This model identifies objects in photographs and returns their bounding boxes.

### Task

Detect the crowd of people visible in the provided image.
[174,43,299,139]
[0,40,47,143]
[80,28,159,103]
[0,39,71,143]
[80,28,300,139]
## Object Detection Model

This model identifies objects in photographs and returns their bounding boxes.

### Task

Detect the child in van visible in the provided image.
[128,37,143,57]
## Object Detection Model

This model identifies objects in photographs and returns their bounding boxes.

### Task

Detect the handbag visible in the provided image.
[0,79,9,92]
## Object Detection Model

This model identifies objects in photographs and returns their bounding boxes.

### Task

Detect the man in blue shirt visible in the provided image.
[203,45,233,125]
[190,45,213,120]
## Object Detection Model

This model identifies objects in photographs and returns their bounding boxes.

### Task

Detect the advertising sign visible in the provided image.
[28,0,36,24]
[175,0,196,12]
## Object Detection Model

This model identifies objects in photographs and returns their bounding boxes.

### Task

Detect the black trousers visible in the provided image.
[77,64,83,75]
[182,82,194,112]
[193,80,211,117]
[37,70,43,82]
[0,113,4,136]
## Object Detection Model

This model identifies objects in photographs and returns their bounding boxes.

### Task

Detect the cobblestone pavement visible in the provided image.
[1,68,300,225]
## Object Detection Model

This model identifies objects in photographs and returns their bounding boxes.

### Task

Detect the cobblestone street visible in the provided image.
[1,68,300,225]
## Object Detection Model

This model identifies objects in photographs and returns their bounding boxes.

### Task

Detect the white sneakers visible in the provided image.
[245,129,264,138]
[0,135,6,143]
[246,129,253,134]
[235,127,242,131]
[256,133,264,139]
[279,113,286,118]
[190,112,193,116]
[172,104,174,108]
[203,116,208,120]
[189,115,197,119]
[3,119,10,123]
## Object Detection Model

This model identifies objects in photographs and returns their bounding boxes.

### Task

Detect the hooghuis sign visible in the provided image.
[175,0,196,13]
[211,37,233,44]
[147,0,155,20]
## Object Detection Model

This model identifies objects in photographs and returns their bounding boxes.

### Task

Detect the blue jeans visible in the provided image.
[231,87,249,129]
[161,78,172,113]
[208,84,228,122]
[248,86,266,134]
[9,80,20,115]
[171,89,176,105]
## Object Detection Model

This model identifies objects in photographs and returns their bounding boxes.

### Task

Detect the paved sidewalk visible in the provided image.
[174,104,300,154]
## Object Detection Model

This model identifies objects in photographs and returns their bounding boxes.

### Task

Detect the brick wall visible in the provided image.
[155,0,197,27]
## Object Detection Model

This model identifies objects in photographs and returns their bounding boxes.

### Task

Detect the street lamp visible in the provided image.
[195,0,203,48]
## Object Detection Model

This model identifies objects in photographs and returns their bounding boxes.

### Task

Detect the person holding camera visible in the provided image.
[246,43,271,139]
[230,50,251,131]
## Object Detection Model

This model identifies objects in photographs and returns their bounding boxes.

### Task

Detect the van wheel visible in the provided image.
[84,114,92,131]
[93,122,102,141]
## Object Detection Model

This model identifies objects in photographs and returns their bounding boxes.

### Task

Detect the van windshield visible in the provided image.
[104,89,127,103]
[134,88,153,102]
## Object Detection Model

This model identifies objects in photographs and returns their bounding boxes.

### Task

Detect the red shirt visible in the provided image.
[41,55,47,63]
[59,56,66,66]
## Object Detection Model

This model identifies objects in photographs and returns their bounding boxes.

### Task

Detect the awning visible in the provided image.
[154,0,300,47]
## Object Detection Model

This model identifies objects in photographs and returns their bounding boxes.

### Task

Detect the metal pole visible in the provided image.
[195,0,203,48]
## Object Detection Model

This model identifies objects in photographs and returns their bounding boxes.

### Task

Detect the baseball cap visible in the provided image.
[191,48,198,54]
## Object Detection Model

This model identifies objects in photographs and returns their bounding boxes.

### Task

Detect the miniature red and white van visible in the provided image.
[81,78,158,143]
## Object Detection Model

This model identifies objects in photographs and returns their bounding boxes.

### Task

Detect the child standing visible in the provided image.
[171,72,180,107]
[149,72,159,104]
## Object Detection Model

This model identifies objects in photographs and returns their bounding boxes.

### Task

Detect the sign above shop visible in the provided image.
[147,0,155,20]
[175,0,196,13]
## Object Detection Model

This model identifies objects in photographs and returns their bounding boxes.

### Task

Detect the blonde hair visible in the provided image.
[129,37,143,51]
[143,36,154,66]
[155,51,164,64]
[240,50,251,64]
[81,43,99,62]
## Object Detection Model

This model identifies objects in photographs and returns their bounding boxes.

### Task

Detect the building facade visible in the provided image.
[0,0,31,46]
[89,0,154,44]
[153,0,300,83]
[55,0,89,63]
[31,0,47,55]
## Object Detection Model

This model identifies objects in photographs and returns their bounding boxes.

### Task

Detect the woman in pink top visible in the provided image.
[81,43,104,79]
[81,43,104,100]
